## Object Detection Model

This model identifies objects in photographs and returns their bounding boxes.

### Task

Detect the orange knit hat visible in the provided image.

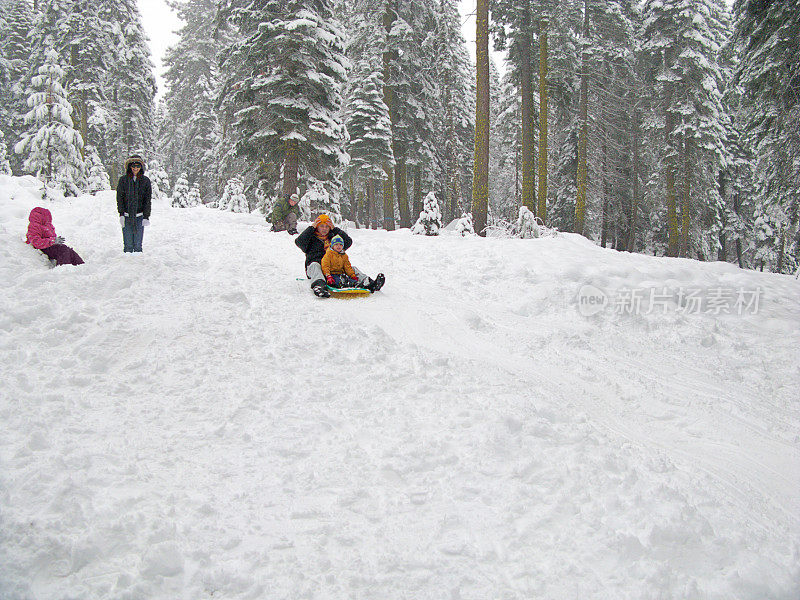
[313,214,333,228]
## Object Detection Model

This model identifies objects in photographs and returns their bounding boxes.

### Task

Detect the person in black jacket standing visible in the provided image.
[295,214,385,297]
[116,154,152,252]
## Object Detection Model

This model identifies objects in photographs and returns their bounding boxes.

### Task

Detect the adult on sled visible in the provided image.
[25,207,85,266]
[116,154,152,253]
[270,192,300,234]
[295,214,385,298]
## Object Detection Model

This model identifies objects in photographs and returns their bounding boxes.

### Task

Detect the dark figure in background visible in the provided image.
[117,154,152,252]
[270,192,299,234]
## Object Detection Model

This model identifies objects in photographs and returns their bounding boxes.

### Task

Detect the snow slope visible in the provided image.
[1,174,798,599]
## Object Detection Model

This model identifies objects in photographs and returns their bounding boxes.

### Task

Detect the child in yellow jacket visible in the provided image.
[321,235,360,288]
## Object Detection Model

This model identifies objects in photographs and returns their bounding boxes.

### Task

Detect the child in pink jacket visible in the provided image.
[26,207,84,266]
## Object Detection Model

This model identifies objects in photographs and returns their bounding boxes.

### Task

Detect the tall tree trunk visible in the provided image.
[445,84,458,223]
[368,179,376,229]
[537,19,548,223]
[601,135,609,248]
[664,79,679,256]
[717,171,727,261]
[628,105,640,252]
[383,167,395,230]
[681,134,692,257]
[365,179,371,229]
[575,0,589,236]
[349,174,357,225]
[413,164,423,221]
[734,188,744,268]
[382,0,397,231]
[81,93,88,156]
[396,158,411,227]
[472,0,490,236]
[515,144,520,206]
[520,3,536,215]
[283,138,299,197]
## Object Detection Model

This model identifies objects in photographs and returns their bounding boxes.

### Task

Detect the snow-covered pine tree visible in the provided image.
[708,34,755,267]
[433,0,475,225]
[219,177,249,213]
[382,0,447,228]
[0,11,10,155]
[641,0,731,258]
[490,64,519,223]
[342,0,473,229]
[491,0,550,218]
[344,62,394,228]
[60,0,114,159]
[26,0,70,81]
[162,0,223,200]
[15,49,85,195]
[411,191,443,235]
[733,0,800,273]
[542,0,582,234]
[303,181,342,223]
[588,0,640,250]
[187,183,202,207]
[1,0,33,174]
[223,0,348,201]
[172,172,190,208]
[84,145,110,193]
[101,0,157,164]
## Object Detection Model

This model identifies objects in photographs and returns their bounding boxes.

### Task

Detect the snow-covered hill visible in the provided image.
[1,174,798,600]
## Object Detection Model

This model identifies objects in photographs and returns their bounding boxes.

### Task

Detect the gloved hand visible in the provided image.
[119,215,125,227]
[142,219,150,227]
[54,236,65,244]
[326,275,335,285]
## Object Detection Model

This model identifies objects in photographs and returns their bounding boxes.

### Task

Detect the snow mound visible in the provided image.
[1,175,798,599]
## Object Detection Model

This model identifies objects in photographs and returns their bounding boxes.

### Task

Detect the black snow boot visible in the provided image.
[365,273,385,293]
[311,280,330,298]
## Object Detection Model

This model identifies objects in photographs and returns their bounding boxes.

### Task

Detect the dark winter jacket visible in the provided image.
[295,226,352,269]
[116,156,152,219]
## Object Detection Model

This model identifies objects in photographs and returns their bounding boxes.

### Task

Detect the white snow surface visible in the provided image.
[1,174,799,599]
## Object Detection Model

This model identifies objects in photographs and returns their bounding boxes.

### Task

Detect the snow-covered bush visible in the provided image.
[302,181,339,223]
[187,184,202,207]
[455,212,474,236]
[411,191,442,236]
[172,172,190,208]
[255,180,273,217]
[219,177,249,213]
[149,159,170,200]
[84,146,110,193]
[516,205,540,239]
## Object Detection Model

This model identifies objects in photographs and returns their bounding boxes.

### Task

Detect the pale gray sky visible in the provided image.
[138,0,180,99]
